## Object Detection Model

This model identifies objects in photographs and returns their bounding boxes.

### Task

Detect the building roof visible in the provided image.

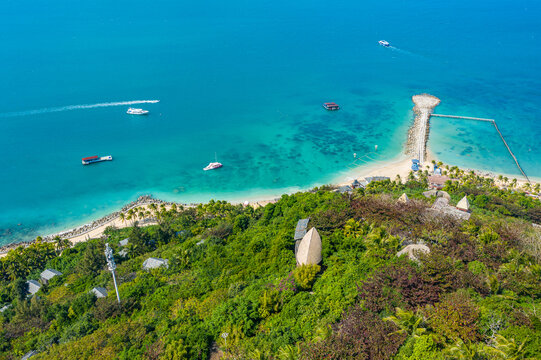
[456,196,470,211]
[337,185,353,194]
[40,269,62,281]
[294,218,310,241]
[397,244,430,261]
[427,175,450,185]
[142,257,169,270]
[0,304,11,313]
[119,238,129,247]
[398,193,409,204]
[21,350,38,360]
[296,227,322,266]
[90,287,108,298]
[26,280,41,295]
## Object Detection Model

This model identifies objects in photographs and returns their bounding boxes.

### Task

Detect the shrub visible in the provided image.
[294,264,321,291]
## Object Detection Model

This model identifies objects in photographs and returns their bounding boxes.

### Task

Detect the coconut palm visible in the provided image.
[277,344,300,360]
[511,178,518,189]
[383,307,427,338]
[482,334,528,359]
[445,340,485,360]
[119,212,125,224]
[54,236,72,254]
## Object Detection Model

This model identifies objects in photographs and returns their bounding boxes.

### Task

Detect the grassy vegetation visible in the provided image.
[0,175,540,359]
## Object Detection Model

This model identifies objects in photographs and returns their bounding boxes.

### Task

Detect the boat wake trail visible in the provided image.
[0,100,160,118]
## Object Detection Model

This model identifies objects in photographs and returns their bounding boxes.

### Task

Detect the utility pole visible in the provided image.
[105,243,121,303]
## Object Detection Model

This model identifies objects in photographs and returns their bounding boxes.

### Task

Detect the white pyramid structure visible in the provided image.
[456,196,470,212]
[296,227,322,266]
[398,193,409,204]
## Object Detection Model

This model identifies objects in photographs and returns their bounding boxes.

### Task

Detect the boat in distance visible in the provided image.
[82,155,113,165]
[323,102,340,111]
[378,40,390,47]
[204,152,223,170]
[127,108,149,115]
[203,162,223,171]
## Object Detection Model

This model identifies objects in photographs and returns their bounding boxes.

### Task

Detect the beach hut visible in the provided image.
[119,238,129,247]
[427,175,450,190]
[296,227,322,266]
[142,257,169,270]
[351,179,361,189]
[456,196,470,212]
[90,287,108,299]
[40,269,62,285]
[26,280,41,295]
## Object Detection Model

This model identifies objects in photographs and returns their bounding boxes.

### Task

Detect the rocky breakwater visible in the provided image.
[406,94,441,164]
[0,195,183,256]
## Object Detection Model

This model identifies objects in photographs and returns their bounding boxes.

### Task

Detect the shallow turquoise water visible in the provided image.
[1,0,540,244]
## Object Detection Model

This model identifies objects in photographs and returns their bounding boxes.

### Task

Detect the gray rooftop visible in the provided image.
[90,287,108,298]
[0,304,12,313]
[294,218,310,241]
[26,280,41,295]
[119,238,129,247]
[21,350,38,360]
[337,185,353,194]
[40,268,62,281]
[142,257,169,270]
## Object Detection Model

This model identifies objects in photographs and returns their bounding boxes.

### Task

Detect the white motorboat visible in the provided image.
[378,40,390,47]
[127,108,149,115]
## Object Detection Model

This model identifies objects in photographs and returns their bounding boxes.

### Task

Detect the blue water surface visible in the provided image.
[1,0,540,244]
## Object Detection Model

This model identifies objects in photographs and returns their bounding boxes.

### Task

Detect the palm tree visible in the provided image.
[445,340,484,359]
[483,334,528,359]
[383,307,427,338]
[119,212,125,224]
[277,344,300,360]
[534,183,540,194]
[511,178,518,189]
[54,236,71,254]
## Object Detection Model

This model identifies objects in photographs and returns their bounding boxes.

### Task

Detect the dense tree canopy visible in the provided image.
[0,175,540,359]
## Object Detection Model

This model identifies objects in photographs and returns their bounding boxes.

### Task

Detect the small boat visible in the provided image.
[323,102,340,111]
[127,108,149,115]
[82,155,113,165]
[204,153,223,171]
[378,40,390,47]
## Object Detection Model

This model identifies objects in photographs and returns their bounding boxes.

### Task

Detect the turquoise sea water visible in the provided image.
[1,0,540,245]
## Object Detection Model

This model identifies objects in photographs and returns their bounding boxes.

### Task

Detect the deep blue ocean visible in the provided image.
[1,0,540,245]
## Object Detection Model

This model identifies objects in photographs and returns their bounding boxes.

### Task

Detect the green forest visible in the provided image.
[1,172,540,359]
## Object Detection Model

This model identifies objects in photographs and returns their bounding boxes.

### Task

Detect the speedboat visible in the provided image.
[203,162,223,171]
[127,108,149,115]
[378,40,390,47]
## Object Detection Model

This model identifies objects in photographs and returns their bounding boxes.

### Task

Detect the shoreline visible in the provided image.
[2,94,539,257]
